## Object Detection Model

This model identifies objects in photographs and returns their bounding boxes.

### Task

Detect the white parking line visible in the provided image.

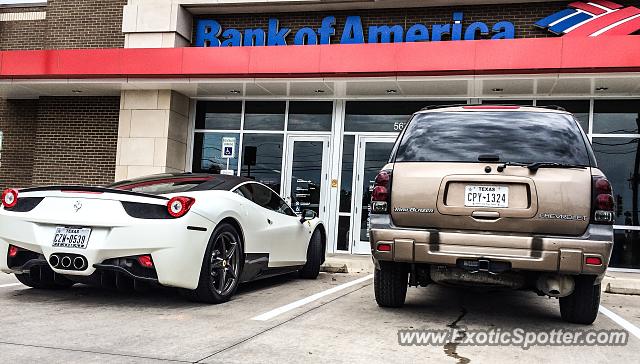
[251,274,374,321]
[0,283,22,288]
[599,305,640,340]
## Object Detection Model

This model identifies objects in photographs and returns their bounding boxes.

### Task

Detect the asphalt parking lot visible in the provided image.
[1,271,639,364]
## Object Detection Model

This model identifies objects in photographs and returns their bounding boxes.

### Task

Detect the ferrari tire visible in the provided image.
[186,222,243,304]
[299,229,323,279]
[15,266,74,289]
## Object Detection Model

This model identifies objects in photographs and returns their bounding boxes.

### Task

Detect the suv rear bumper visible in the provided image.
[369,215,613,279]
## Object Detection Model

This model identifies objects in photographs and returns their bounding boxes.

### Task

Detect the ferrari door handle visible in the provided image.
[267,219,273,225]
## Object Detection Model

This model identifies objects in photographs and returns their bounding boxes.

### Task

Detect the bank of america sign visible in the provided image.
[536,1,640,36]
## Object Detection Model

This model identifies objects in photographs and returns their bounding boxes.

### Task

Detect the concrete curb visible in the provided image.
[603,275,640,295]
[321,254,374,274]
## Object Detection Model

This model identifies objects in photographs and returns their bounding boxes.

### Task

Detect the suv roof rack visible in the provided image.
[418,104,567,112]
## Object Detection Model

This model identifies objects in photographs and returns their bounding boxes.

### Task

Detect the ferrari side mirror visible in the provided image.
[299,209,317,223]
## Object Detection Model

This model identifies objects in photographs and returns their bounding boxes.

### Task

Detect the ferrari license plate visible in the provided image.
[464,185,509,208]
[52,227,92,249]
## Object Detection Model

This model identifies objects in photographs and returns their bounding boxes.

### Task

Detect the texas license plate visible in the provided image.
[464,185,509,208]
[52,227,92,249]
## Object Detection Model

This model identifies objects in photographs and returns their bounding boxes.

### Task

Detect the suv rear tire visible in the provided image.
[559,275,600,325]
[374,261,408,308]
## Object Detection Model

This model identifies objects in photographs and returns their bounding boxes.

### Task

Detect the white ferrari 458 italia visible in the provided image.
[0,173,326,303]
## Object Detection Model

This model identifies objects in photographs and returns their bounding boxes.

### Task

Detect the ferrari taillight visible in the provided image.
[1,189,18,209]
[137,255,154,268]
[167,196,196,218]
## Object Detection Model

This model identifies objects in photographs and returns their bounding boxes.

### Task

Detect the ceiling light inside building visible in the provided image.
[71,90,83,93]
[386,89,398,94]
[229,90,241,94]
[595,87,609,91]
[314,89,325,93]
[491,88,504,93]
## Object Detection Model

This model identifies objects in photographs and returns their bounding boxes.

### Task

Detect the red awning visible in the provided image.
[1,36,639,79]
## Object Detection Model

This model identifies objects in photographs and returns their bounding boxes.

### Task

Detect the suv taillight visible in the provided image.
[592,176,614,224]
[371,170,392,214]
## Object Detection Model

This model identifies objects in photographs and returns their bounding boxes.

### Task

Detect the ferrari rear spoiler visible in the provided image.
[18,186,169,201]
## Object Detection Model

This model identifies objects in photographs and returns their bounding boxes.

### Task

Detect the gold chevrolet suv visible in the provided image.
[370,105,614,325]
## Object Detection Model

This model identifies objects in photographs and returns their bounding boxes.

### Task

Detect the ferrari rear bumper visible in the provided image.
[0,211,215,290]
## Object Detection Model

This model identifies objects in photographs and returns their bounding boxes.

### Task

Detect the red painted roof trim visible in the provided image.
[0,37,639,79]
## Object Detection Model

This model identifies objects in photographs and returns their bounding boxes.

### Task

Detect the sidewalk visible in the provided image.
[321,254,640,295]
[602,270,640,295]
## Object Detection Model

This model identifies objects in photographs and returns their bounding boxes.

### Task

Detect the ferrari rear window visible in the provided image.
[109,177,219,195]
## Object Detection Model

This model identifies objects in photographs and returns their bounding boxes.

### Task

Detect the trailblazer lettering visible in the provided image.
[195,12,515,47]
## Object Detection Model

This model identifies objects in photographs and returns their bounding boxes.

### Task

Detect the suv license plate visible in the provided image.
[52,227,92,249]
[464,185,509,208]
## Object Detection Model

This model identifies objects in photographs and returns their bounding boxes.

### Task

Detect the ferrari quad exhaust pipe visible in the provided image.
[61,256,72,269]
[49,254,60,268]
[73,256,86,270]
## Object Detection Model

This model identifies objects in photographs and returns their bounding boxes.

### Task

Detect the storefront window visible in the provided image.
[481,100,533,105]
[537,100,590,132]
[288,101,333,131]
[240,134,284,192]
[192,132,240,174]
[611,230,640,268]
[344,101,460,132]
[592,137,640,226]
[195,101,242,130]
[593,100,640,134]
[340,136,355,213]
[244,101,286,130]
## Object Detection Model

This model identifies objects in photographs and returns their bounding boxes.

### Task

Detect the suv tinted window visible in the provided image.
[236,183,296,216]
[395,111,592,165]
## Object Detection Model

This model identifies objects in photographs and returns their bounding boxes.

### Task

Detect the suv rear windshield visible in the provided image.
[394,111,592,165]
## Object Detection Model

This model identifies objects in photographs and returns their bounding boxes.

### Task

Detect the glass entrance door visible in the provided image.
[284,136,331,220]
[352,136,397,254]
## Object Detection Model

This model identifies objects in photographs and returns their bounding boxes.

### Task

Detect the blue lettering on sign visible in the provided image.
[194,12,515,47]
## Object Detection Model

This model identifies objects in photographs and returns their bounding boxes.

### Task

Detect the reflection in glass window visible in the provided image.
[592,137,640,227]
[340,136,355,213]
[244,101,286,130]
[191,132,240,174]
[240,134,284,192]
[195,101,242,130]
[537,100,590,133]
[288,101,333,131]
[593,100,640,134]
[344,101,461,132]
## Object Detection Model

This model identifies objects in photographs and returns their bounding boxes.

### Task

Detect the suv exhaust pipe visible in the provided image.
[536,274,575,298]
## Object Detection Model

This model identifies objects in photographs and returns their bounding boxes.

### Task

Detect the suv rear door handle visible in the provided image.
[471,211,500,220]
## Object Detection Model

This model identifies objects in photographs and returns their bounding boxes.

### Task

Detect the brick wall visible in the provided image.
[0,0,126,51]
[44,0,126,49]
[30,97,119,187]
[194,1,640,43]
[0,99,38,190]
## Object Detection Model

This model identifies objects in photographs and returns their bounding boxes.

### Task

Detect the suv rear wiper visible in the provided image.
[497,162,587,173]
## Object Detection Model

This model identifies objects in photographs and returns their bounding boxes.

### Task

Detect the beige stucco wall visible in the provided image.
[115,90,191,181]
